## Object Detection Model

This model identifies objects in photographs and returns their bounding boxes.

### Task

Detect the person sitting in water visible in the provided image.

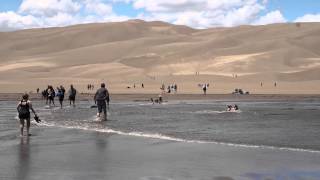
[226,105,232,111]
[233,104,239,110]
[158,94,163,104]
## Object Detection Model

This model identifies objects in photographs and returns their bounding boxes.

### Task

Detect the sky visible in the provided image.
[0,0,320,31]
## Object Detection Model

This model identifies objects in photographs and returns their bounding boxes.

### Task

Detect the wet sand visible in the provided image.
[1,127,320,180]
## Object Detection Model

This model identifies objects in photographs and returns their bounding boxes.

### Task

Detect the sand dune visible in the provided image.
[0,20,320,94]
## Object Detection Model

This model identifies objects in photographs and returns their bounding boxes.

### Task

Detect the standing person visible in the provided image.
[45,85,50,104]
[56,85,65,108]
[36,88,40,94]
[202,84,207,95]
[47,86,55,106]
[94,83,110,121]
[17,94,38,136]
[68,85,77,106]
[142,83,144,88]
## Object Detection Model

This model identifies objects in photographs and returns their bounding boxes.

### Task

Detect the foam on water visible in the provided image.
[194,110,242,114]
[35,118,320,154]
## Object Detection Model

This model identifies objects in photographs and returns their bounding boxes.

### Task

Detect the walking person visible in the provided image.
[68,85,77,106]
[17,93,39,136]
[94,83,110,121]
[202,83,209,95]
[47,86,55,106]
[56,85,66,108]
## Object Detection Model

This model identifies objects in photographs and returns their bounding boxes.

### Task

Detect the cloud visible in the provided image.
[0,11,40,31]
[19,0,81,17]
[253,10,287,25]
[295,13,320,23]
[0,0,130,31]
[131,0,268,28]
[0,0,296,31]
[84,0,113,16]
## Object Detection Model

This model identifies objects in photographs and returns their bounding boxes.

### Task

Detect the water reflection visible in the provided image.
[17,137,31,180]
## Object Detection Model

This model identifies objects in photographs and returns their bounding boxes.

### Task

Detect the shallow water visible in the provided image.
[1,99,320,152]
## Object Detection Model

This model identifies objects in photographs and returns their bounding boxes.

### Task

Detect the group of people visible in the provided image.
[159,84,178,94]
[87,84,95,90]
[41,85,77,108]
[17,83,110,136]
[226,104,239,112]
[150,94,163,104]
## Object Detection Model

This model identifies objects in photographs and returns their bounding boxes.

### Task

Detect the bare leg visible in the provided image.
[26,118,31,136]
[20,119,24,136]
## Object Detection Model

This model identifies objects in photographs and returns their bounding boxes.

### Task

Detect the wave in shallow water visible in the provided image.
[193,110,242,114]
[36,119,320,154]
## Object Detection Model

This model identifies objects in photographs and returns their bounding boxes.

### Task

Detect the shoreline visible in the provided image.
[1,93,320,101]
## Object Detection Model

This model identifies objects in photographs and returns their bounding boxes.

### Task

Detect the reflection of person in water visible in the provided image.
[17,137,31,180]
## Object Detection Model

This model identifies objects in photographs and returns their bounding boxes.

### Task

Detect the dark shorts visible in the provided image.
[59,95,64,101]
[19,112,30,120]
[48,96,54,100]
[69,96,75,101]
[97,100,106,113]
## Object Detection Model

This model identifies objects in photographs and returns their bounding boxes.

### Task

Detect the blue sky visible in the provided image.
[266,0,320,21]
[0,0,320,31]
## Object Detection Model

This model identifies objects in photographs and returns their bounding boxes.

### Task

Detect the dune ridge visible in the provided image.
[0,20,320,94]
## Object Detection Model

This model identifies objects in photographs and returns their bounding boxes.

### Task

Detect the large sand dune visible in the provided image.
[0,20,320,94]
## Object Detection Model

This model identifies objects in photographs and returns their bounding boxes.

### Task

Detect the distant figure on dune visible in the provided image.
[94,83,110,121]
[274,82,277,87]
[17,93,39,136]
[142,83,144,88]
[68,85,77,106]
[36,88,39,94]
[260,82,263,87]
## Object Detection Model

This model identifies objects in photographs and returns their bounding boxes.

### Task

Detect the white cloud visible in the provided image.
[0,0,129,31]
[0,11,40,31]
[85,0,113,16]
[295,13,320,22]
[19,0,81,17]
[254,10,287,25]
[131,0,267,28]
[0,0,296,31]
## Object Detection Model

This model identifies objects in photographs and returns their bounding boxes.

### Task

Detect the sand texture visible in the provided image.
[0,20,320,94]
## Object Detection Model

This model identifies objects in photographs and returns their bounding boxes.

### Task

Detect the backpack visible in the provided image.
[18,100,30,116]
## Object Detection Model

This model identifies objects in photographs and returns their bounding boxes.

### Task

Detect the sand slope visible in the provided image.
[0,20,320,93]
